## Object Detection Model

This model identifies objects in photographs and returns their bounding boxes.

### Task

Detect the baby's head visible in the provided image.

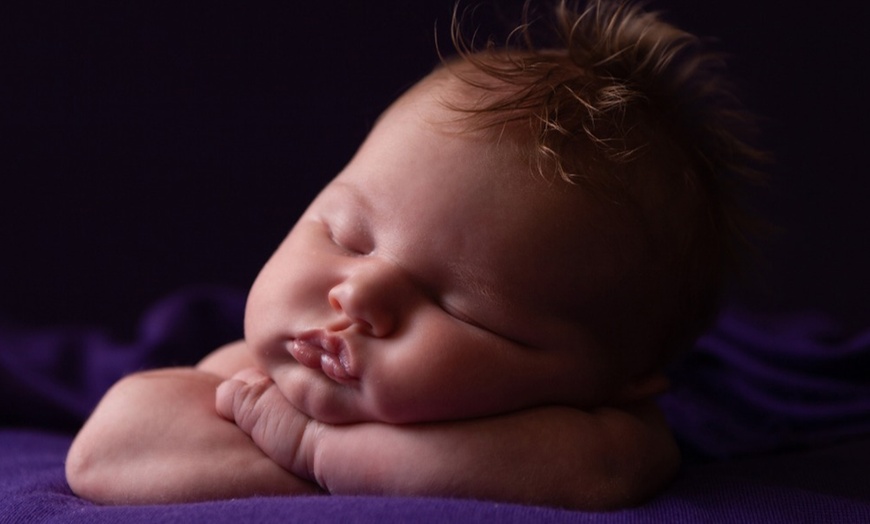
[436,0,763,372]
[245,0,762,425]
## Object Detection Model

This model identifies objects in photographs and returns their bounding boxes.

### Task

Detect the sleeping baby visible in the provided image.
[65,0,762,509]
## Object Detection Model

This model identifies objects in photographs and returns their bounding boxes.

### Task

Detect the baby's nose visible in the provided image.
[327,260,411,337]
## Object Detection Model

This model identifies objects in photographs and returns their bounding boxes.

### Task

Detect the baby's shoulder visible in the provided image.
[196,339,255,377]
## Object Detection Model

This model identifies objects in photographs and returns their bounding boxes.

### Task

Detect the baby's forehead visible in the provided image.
[374,67,646,247]
[389,62,510,121]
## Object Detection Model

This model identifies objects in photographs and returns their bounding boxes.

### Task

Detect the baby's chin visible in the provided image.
[267,362,386,425]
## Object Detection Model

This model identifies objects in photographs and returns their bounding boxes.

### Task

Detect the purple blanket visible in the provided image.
[2,288,869,522]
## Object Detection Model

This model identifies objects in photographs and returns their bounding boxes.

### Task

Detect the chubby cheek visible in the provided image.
[361,318,524,423]
[245,238,336,366]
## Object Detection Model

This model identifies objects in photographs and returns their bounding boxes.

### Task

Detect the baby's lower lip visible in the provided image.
[287,339,321,369]
[288,339,357,384]
[319,352,354,382]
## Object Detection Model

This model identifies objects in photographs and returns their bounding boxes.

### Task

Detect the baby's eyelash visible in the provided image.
[325,222,370,255]
[440,300,533,348]
[439,301,485,330]
[327,230,355,253]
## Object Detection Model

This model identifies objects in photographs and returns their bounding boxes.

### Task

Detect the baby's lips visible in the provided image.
[319,352,356,383]
[290,330,359,381]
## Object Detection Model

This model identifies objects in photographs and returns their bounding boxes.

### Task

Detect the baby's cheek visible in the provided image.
[360,369,441,424]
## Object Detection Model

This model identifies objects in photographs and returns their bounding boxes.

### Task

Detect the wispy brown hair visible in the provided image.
[440,0,766,370]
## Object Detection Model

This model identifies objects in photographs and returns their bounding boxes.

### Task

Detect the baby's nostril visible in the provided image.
[358,317,375,334]
[328,295,342,312]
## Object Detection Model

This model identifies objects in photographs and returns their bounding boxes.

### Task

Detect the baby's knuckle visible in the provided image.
[232,380,270,433]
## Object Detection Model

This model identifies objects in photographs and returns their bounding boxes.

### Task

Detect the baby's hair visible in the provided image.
[440,0,766,370]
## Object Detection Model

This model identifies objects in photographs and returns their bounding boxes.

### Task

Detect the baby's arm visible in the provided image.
[218,369,680,509]
[65,344,322,504]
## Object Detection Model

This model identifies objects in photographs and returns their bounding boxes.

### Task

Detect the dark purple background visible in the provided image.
[2,1,868,335]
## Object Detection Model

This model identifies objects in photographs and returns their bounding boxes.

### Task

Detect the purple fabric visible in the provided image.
[2,288,870,522]
[0,286,245,431]
[661,308,870,459]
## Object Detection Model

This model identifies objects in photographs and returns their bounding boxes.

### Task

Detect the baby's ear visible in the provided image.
[614,373,670,404]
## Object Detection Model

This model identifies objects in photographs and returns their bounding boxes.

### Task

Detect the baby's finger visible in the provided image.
[215,378,242,421]
[230,367,270,384]
[214,367,269,421]
[215,371,313,475]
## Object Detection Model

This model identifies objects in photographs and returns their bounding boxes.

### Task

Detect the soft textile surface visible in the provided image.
[663,308,870,459]
[1,287,245,433]
[2,430,869,523]
[2,288,869,522]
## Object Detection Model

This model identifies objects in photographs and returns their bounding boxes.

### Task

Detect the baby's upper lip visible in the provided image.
[298,330,344,354]
[291,329,357,381]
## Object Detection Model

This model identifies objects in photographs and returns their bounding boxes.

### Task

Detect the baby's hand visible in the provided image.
[215,368,318,483]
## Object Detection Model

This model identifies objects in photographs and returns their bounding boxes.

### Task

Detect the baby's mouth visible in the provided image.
[288,331,357,383]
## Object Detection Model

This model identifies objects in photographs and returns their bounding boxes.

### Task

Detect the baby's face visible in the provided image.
[245,75,642,424]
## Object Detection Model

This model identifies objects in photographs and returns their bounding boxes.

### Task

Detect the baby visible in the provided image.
[65,0,761,509]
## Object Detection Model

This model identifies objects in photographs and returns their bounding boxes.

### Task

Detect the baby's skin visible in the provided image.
[65,70,679,509]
